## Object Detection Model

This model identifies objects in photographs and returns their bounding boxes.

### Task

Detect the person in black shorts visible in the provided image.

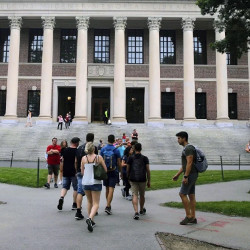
[172,131,198,225]
[57,137,80,211]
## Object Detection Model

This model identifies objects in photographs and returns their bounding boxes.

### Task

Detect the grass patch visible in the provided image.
[0,168,249,189]
[0,167,47,188]
[149,170,250,190]
[163,201,250,217]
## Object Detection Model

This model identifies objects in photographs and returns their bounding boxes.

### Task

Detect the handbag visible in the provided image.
[93,156,107,180]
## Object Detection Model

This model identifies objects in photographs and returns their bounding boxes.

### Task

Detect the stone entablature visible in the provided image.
[0,2,204,18]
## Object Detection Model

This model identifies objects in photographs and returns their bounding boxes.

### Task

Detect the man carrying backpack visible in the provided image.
[173,131,198,225]
[127,143,150,220]
[100,134,121,215]
[75,133,98,220]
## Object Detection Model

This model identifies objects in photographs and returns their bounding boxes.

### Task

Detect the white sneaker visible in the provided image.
[125,195,132,201]
[58,180,62,185]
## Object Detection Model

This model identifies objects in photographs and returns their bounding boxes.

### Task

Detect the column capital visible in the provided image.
[76,17,90,30]
[8,16,22,30]
[113,17,127,30]
[182,17,195,31]
[41,16,55,30]
[147,17,162,31]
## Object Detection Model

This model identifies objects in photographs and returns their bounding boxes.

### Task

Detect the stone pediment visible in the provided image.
[88,64,114,78]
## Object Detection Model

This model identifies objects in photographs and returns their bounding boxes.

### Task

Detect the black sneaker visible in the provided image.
[139,208,146,215]
[75,211,84,220]
[105,206,112,215]
[189,218,197,224]
[57,198,64,210]
[180,216,192,225]
[92,221,96,228]
[86,218,93,232]
[72,203,77,210]
[95,211,98,216]
[54,183,58,188]
[44,183,50,189]
[133,212,139,220]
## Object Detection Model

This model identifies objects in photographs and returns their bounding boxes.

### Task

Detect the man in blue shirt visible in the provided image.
[101,134,121,215]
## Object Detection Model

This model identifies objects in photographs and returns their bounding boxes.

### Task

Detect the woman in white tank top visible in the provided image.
[81,142,107,232]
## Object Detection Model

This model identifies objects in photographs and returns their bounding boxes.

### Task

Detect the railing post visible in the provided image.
[10,151,14,168]
[239,154,241,170]
[220,155,224,180]
[37,157,40,188]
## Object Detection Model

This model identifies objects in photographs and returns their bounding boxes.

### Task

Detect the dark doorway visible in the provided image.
[58,87,75,118]
[195,93,207,119]
[161,92,175,118]
[0,90,6,116]
[228,93,237,119]
[91,87,110,122]
[126,88,144,123]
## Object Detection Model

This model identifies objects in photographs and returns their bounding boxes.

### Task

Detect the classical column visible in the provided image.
[112,17,127,125]
[182,17,196,123]
[147,17,163,127]
[247,41,250,126]
[38,17,55,123]
[3,16,22,122]
[215,27,231,126]
[74,17,89,124]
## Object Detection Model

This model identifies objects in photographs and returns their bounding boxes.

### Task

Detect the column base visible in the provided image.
[72,117,88,125]
[1,115,18,124]
[215,119,233,127]
[247,119,250,128]
[182,118,199,127]
[147,118,164,128]
[36,117,53,125]
[111,117,127,126]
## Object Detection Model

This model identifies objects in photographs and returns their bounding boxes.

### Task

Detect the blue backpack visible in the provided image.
[102,147,116,171]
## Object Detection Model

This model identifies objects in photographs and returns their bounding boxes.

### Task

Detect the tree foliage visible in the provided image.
[196,0,250,58]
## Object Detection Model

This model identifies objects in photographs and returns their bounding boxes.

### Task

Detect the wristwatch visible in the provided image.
[184,175,188,179]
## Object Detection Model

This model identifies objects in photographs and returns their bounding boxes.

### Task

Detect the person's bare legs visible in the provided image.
[189,194,196,218]
[179,193,191,218]
[106,187,114,207]
[76,193,83,209]
[132,194,139,213]
[89,191,101,220]
[85,190,93,216]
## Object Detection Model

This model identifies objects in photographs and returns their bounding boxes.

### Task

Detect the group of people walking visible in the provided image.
[57,112,72,130]
[44,130,151,232]
[44,130,199,232]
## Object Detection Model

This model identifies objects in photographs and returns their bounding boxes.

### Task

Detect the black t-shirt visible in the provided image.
[132,132,138,140]
[61,147,77,177]
[76,143,98,173]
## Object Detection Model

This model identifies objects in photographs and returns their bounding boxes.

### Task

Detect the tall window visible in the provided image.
[161,92,175,118]
[195,93,207,119]
[27,90,40,117]
[60,29,77,63]
[127,30,144,64]
[227,52,237,65]
[160,31,176,64]
[0,29,10,63]
[94,30,110,63]
[29,29,43,63]
[193,31,207,64]
[0,90,6,116]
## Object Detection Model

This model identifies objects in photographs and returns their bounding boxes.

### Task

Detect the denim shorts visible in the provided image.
[62,176,77,191]
[103,171,118,188]
[76,172,85,196]
[180,172,198,195]
[83,184,102,191]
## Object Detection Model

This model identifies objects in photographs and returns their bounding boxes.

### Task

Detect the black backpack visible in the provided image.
[76,143,86,171]
[129,155,146,182]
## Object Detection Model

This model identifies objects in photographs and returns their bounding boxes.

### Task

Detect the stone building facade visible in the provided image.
[0,0,249,125]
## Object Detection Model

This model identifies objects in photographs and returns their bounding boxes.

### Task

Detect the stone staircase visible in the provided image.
[0,122,249,165]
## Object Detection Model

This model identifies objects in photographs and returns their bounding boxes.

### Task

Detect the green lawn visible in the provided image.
[0,168,249,189]
[148,170,250,190]
[0,167,48,188]
[163,201,250,218]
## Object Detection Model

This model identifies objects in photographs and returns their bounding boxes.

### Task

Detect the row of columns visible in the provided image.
[4,16,237,124]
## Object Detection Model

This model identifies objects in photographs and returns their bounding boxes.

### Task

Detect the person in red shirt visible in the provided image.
[44,137,61,189]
